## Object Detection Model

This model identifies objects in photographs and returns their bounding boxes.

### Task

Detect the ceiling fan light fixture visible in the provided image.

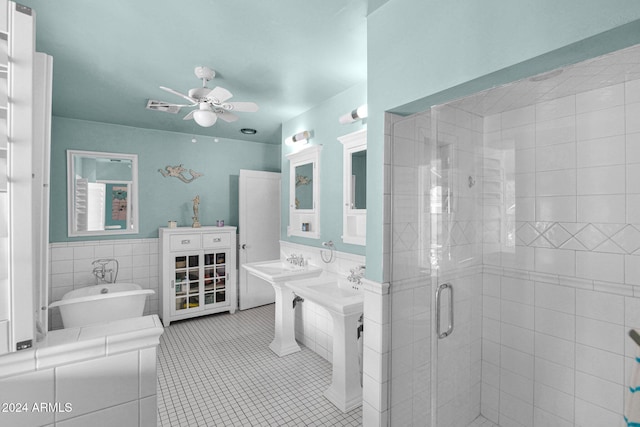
[193,104,217,127]
[156,66,258,128]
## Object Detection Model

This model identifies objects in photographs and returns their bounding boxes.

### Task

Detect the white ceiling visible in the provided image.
[20,0,371,144]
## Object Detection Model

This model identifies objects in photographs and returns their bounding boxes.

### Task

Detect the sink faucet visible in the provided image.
[286,254,305,267]
[347,265,365,288]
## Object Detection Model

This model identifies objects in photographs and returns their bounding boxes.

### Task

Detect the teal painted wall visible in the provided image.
[50,117,281,242]
[364,0,640,282]
[281,82,367,256]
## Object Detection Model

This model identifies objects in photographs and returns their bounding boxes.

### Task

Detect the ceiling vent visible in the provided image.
[146,99,181,114]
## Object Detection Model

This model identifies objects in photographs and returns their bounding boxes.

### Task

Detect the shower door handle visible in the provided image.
[435,283,453,339]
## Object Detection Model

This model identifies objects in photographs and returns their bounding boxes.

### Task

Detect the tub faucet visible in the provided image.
[92,258,119,284]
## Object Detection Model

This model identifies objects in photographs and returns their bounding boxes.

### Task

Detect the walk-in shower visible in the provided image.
[389,43,640,427]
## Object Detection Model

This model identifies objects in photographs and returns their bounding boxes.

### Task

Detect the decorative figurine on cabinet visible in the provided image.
[192,195,201,228]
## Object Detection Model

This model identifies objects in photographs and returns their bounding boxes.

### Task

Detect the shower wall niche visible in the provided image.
[388,43,640,427]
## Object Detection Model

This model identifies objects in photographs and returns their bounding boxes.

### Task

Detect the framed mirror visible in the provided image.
[286,145,322,238]
[67,150,139,237]
[338,129,366,245]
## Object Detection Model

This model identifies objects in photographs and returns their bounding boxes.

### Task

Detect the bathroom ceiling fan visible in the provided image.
[154,66,259,127]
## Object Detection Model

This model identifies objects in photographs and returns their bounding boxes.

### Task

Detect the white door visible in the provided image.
[238,170,281,310]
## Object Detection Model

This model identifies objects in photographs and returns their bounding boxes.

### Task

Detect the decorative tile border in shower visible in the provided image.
[516,221,640,254]
[483,264,640,298]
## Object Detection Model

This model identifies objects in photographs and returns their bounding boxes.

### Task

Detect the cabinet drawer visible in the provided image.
[169,234,202,251]
[203,232,230,249]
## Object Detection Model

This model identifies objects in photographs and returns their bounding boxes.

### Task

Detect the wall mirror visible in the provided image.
[338,129,366,245]
[286,145,322,239]
[67,150,139,237]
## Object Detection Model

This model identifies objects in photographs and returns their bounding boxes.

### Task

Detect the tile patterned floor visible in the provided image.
[157,304,362,426]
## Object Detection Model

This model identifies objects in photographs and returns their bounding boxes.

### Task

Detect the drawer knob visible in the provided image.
[213,238,221,242]
[181,239,190,244]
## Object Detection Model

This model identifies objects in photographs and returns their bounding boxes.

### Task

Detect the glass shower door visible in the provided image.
[430,104,483,427]
[389,105,482,426]
[389,111,434,426]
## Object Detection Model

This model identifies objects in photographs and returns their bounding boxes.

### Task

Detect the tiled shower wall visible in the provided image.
[480,80,640,427]
[48,238,160,330]
[386,77,640,427]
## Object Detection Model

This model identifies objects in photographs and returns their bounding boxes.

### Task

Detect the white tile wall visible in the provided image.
[48,239,160,330]
[479,78,640,427]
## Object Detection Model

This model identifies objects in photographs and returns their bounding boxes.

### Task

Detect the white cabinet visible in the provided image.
[159,227,237,326]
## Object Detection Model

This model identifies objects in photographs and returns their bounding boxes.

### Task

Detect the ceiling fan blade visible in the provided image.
[182,110,195,121]
[215,110,239,123]
[160,86,197,103]
[224,101,259,112]
[157,101,196,107]
[206,86,233,103]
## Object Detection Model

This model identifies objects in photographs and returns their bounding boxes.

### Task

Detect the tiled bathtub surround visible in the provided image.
[0,315,163,426]
[49,239,160,330]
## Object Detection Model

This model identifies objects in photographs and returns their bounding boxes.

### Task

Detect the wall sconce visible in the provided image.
[339,104,368,124]
[285,130,311,146]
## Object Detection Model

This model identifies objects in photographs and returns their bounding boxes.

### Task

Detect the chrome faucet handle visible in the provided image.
[286,254,298,264]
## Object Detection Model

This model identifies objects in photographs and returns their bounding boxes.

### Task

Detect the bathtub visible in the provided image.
[49,283,155,328]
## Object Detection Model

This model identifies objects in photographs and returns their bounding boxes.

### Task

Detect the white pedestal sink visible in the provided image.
[242,260,322,357]
[286,276,364,413]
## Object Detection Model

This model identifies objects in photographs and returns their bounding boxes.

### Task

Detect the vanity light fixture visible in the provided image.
[285,130,310,146]
[339,104,368,124]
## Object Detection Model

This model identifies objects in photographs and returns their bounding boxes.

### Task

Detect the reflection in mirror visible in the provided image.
[67,150,139,237]
[295,162,313,209]
[350,150,366,209]
[286,145,322,239]
[338,129,366,246]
